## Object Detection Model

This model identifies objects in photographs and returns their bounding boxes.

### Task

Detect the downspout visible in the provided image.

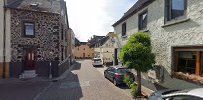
[2,0,6,78]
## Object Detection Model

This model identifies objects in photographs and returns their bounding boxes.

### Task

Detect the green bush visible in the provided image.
[130,83,138,97]
[123,75,134,87]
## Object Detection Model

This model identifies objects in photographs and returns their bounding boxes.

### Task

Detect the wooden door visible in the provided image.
[24,48,36,70]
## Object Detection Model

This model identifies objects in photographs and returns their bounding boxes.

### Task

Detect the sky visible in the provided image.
[65,0,137,42]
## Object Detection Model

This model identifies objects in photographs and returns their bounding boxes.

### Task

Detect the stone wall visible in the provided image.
[10,9,61,62]
[9,9,63,77]
[114,0,203,74]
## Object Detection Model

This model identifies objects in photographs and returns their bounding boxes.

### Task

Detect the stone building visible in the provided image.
[113,0,203,89]
[0,0,70,78]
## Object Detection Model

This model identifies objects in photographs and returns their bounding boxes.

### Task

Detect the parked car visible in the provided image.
[149,88,203,100]
[92,58,103,67]
[104,66,135,86]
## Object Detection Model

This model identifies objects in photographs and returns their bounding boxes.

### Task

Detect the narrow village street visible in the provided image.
[0,60,135,100]
[1,0,203,100]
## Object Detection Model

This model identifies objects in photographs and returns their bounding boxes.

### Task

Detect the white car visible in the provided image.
[92,58,103,67]
[149,88,203,100]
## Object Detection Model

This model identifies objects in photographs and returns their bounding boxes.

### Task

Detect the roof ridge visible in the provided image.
[113,0,155,27]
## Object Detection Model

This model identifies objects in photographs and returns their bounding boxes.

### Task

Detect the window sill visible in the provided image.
[174,72,203,86]
[23,36,35,38]
[162,18,190,28]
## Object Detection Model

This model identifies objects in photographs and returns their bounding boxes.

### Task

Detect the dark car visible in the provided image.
[104,66,135,86]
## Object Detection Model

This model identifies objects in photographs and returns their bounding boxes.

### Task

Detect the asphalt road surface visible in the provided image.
[0,60,133,100]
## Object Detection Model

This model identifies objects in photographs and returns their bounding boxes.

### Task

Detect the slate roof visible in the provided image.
[98,36,110,47]
[80,42,88,45]
[75,38,81,47]
[5,0,62,14]
[112,0,155,27]
[88,35,106,48]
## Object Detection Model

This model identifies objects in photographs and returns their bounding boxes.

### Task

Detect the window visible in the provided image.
[110,68,116,73]
[61,26,64,40]
[65,47,67,58]
[165,0,186,21]
[139,10,148,30]
[65,32,67,42]
[122,22,126,36]
[23,22,35,37]
[177,51,196,74]
[61,46,64,60]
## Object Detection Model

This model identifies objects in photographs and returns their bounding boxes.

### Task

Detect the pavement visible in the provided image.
[0,60,143,100]
[0,78,49,100]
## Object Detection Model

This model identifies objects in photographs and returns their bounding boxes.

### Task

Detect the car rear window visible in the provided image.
[117,68,128,74]
[94,59,101,61]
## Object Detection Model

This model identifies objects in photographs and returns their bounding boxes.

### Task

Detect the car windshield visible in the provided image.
[117,68,128,74]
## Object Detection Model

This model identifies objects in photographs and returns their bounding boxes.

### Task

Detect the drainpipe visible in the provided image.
[2,0,6,78]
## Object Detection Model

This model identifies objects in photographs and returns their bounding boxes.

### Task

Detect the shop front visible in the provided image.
[173,46,203,85]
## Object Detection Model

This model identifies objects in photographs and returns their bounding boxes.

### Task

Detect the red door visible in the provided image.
[25,49,36,70]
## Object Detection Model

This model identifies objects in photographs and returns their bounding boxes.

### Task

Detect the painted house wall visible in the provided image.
[0,0,4,77]
[0,1,11,78]
[74,44,94,59]
[114,0,203,88]
[100,37,115,63]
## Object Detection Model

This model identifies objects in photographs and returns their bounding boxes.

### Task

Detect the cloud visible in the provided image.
[65,0,136,42]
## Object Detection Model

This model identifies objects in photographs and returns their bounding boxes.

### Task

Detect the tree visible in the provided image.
[119,32,155,96]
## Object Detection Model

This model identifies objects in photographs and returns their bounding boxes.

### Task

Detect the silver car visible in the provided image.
[92,58,103,67]
[149,88,203,100]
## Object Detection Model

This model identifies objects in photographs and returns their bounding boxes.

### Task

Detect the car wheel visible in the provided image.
[113,79,118,86]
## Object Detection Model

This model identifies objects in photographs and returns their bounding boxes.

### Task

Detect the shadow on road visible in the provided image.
[37,71,83,100]
[118,84,130,90]
[93,65,104,68]
[71,62,81,71]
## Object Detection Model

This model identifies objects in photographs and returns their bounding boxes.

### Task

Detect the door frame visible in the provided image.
[23,46,37,71]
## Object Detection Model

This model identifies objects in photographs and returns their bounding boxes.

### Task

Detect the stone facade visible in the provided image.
[9,9,62,77]
[0,0,70,78]
[10,10,61,62]
[113,0,203,88]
